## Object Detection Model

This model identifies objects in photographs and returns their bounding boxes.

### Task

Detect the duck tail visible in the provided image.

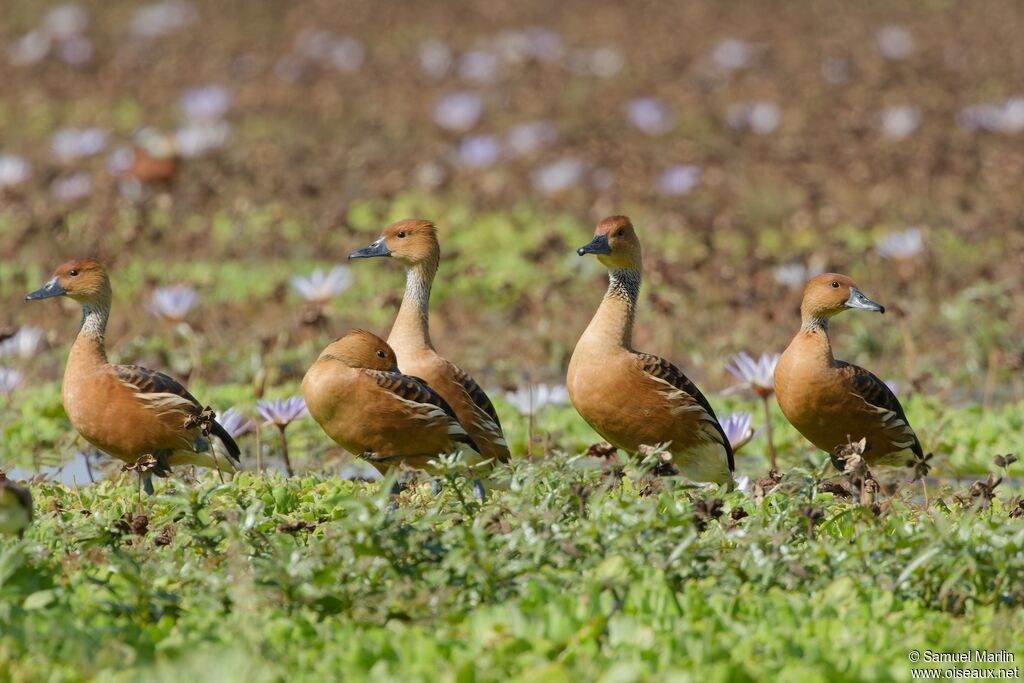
[210,421,242,464]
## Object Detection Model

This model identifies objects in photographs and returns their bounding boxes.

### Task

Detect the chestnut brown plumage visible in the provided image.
[302,329,482,473]
[567,216,734,485]
[0,475,33,538]
[774,273,924,466]
[25,259,240,498]
[349,220,509,465]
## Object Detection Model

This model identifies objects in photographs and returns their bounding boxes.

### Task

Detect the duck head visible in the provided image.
[320,329,399,371]
[25,258,111,306]
[800,273,884,322]
[349,219,439,267]
[576,215,642,270]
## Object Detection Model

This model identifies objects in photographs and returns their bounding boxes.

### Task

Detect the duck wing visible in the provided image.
[368,371,480,453]
[113,365,240,461]
[836,361,923,458]
[633,352,735,472]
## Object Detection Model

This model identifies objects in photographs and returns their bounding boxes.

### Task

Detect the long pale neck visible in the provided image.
[792,316,835,365]
[388,259,437,353]
[69,301,110,367]
[581,268,641,350]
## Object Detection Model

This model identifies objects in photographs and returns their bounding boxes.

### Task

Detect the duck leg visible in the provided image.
[138,472,151,516]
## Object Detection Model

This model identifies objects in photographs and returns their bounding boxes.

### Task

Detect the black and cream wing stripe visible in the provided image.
[113,365,241,461]
[839,362,923,458]
[115,365,200,404]
[633,352,735,471]
[368,370,480,452]
[448,362,508,459]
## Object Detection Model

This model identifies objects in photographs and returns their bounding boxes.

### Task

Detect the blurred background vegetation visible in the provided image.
[1,0,1022,475]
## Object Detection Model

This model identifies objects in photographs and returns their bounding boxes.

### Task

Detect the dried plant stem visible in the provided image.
[255,423,263,475]
[137,472,144,516]
[525,382,535,461]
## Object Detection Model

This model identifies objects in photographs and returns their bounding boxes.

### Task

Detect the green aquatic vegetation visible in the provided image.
[0,458,1022,682]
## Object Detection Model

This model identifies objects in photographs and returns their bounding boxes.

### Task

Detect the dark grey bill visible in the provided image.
[25,277,66,301]
[349,238,392,259]
[577,233,612,256]
[845,287,885,313]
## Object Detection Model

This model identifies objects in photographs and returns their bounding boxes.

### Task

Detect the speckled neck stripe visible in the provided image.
[801,316,829,333]
[404,262,434,322]
[79,302,110,340]
[607,268,641,308]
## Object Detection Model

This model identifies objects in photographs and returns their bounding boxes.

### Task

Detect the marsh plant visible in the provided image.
[256,397,308,476]
[726,352,781,470]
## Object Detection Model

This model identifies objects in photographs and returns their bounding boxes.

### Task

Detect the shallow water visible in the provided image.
[5,451,99,487]
[4,451,384,485]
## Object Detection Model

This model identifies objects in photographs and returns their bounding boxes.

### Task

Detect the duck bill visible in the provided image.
[348,238,391,260]
[25,277,65,301]
[577,234,611,256]
[845,288,885,313]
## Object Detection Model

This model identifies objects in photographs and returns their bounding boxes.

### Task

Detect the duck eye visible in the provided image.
[69,269,79,277]
[830,281,840,288]
[376,350,386,358]
[396,231,406,238]
[616,229,624,237]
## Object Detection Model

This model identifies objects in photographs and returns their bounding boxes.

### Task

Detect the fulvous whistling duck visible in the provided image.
[25,260,240,495]
[302,329,481,473]
[774,273,924,466]
[123,128,178,186]
[349,219,510,465]
[0,474,32,538]
[567,216,735,485]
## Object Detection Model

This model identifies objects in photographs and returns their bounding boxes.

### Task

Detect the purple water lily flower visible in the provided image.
[0,326,43,360]
[504,383,569,416]
[0,368,23,394]
[712,38,753,72]
[0,154,31,188]
[726,351,781,469]
[505,121,558,157]
[455,135,501,168]
[57,35,92,66]
[180,85,230,121]
[532,158,583,195]
[522,27,564,62]
[458,50,499,83]
[876,227,924,260]
[257,396,307,476]
[50,172,92,202]
[880,106,920,140]
[726,102,780,135]
[130,0,196,38]
[720,411,758,453]
[147,285,198,323]
[9,30,51,66]
[290,265,352,305]
[626,97,673,135]
[726,352,779,397]
[42,5,88,40]
[51,127,108,162]
[257,397,308,428]
[217,407,256,439]
[658,165,701,196]
[419,39,452,79]
[175,121,230,158]
[876,25,913,60]
[433,91,483,132]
